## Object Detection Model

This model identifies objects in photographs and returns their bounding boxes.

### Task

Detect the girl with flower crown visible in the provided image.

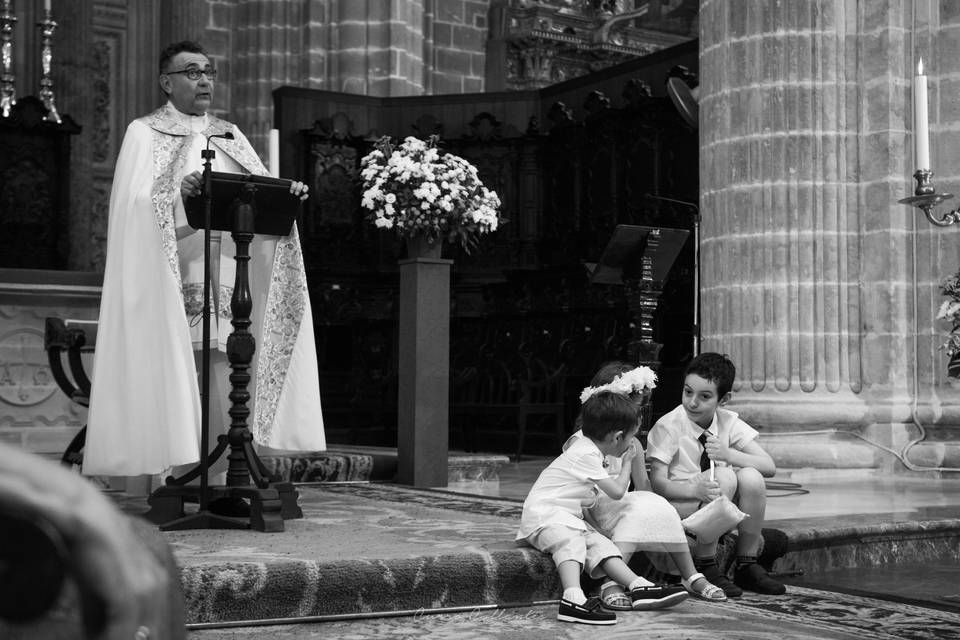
[567,361,727,608]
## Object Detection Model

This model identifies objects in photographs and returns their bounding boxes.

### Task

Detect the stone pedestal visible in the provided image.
[396,254,451,487]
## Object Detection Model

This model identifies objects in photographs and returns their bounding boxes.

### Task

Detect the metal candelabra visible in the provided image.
[899,169,960,227]
[37,9,59,124]
[0,0,15,118]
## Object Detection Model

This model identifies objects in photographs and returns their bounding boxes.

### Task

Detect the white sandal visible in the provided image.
[682,572,727,601]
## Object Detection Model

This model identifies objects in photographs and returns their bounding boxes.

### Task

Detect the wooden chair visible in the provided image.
[44,317,97,468]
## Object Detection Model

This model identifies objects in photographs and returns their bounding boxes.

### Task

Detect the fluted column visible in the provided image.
[699,0,936,468]
[232,0,308,158]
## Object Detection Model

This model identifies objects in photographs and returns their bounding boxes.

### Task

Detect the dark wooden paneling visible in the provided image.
[276,42,699,454]
[0,97,81,270]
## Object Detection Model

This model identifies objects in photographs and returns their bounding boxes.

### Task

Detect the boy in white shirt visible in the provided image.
[646,352,786,597]
[517,391,687,625]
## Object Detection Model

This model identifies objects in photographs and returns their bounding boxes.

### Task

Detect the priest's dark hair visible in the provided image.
[158,40,207,75]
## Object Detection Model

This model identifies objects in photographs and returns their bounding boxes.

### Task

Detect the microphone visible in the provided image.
[205,131,234,150]
[201,131,234,165]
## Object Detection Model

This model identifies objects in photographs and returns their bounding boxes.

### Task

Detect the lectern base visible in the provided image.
[145,482,302,532]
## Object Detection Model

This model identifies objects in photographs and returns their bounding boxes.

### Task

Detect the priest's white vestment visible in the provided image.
[83,104,325,476]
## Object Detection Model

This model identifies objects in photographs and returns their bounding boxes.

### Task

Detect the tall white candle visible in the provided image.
[268,128,280,178]
[44,0,51,13]
[914,58,930,171]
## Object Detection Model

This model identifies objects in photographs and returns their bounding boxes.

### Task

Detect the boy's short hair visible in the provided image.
[159,40,207,74]
[580,391,640,441]
[683,352,736,397]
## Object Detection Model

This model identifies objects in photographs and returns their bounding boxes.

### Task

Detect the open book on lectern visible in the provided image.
[185,171,302,236]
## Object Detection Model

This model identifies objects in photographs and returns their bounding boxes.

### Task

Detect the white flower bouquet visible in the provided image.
[359,135,502,252]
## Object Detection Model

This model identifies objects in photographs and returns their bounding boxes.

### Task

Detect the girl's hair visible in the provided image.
[580,391,640,441]
[590,361,639,391]
[575,361,644,432]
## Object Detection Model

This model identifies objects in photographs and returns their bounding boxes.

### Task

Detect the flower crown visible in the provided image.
[579,366,658,404]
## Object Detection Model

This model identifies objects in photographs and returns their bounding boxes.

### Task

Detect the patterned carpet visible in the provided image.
[153,483,780,624]
[83,480,960,635]
[187,585,960,639]
[10,479,960,639]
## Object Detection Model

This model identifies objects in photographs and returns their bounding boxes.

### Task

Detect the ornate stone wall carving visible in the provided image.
[486,0,694,90]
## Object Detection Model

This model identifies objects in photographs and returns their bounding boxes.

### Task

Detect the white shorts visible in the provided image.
[527,523,622,579]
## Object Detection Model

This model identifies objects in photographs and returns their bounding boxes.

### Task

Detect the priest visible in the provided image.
[84,41,326,503]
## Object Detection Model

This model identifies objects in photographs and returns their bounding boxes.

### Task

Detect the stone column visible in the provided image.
[698,0,951,470]
[304,0,424,98]
[231,0,307,158]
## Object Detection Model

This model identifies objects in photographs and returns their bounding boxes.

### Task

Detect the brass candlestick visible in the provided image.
[899,169,960,227]
[0,0,16,118]
[37,9,59,123]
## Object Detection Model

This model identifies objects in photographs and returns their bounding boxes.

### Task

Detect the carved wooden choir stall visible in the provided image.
[275,41,700,456]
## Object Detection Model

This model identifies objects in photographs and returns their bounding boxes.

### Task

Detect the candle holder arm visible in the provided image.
[899,169,960,227]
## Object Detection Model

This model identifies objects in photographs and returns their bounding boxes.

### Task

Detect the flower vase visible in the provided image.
[406,235,442,259]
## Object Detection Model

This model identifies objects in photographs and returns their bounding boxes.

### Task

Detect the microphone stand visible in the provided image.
[196,131,237,514]
[197,139,216,514]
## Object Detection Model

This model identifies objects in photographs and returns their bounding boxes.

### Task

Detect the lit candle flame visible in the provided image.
[918,58,924,75]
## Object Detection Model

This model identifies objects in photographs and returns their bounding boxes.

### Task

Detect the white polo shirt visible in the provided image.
[645,405,758,481]
[516,436,611,540]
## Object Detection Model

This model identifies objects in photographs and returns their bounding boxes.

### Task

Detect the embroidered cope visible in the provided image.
[83,103,325,476]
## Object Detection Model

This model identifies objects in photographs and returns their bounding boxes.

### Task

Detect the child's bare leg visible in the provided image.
[558,559,587,603]
[669,549,696,578]
[691,466,735,561]
[599,556,641,588]
[731,468,786,594]
[689,467,742,597]
[732,467,765,557]
[612,543,653,586]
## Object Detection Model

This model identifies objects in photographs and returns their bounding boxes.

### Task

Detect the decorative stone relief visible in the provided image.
[488,0,693,90]
[0,328,56,407]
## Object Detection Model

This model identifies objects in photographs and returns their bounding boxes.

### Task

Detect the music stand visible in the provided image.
[587,224,689,365]
[146,171,303,532]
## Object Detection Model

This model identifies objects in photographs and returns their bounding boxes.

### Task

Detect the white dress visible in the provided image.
[83,103,326,476]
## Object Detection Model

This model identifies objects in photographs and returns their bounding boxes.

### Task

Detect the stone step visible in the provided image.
[258,446,510,487]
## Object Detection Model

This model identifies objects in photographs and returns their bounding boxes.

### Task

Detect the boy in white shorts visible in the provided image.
[517,391,687,625]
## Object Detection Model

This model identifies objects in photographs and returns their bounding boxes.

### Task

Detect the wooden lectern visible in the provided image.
[145,170,303,533]
[588,224,689,367]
